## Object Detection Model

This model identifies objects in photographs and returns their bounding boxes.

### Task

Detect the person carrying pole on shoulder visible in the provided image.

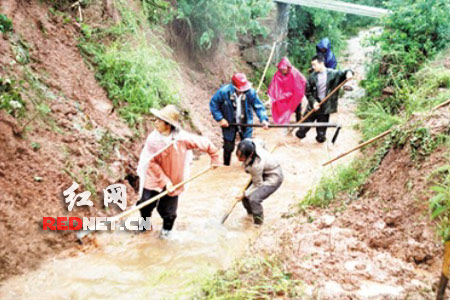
[295,54,353,143]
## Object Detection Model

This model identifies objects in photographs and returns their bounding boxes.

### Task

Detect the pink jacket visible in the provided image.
[144,132,219,196]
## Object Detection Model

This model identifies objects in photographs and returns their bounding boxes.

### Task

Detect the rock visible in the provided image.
[384,210,402,226]
[444,58,450,69]
[62,135,76,143]
[382,86,395,95]
[57,119,72,128]
[317,215,336,228]
[242,45,273,63]
[355,263,366,271]
[51,103,77,116]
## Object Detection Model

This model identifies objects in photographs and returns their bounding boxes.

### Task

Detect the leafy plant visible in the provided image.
[286,0,382,73]
[195,255,304,299]
[360,0,450,114]
[175,0,272,50]
[0,14,13,33]
[429,165,450,241]
[302,158,371,208]
[0,77,26,117]
[78,0,180,127]
[31,142,41,151]
[141,0,174,24]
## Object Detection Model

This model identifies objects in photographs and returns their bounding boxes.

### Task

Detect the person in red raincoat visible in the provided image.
[267,57,306,124]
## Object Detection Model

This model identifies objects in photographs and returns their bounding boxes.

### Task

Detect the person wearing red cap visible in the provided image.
[210,73,269,165]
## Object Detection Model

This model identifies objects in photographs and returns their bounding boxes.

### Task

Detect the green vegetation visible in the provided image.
[175,0,272,50]
[0,13,13,33]
[287,0,384,73]
[360,0,450,117]
[141,0,173,24]
[302,135,392,208]
[429,164,450,241]
[302,159,370,208]
[300,0,450,208]
[194,255,304,299]
[0,77,26,117]
[78,0,180,127]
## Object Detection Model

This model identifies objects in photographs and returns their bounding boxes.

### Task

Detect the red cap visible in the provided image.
[232,73,252,92]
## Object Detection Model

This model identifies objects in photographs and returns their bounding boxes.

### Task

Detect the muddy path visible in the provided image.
[1,29,387,299]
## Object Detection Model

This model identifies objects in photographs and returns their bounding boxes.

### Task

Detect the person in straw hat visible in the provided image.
[136,104,220,238]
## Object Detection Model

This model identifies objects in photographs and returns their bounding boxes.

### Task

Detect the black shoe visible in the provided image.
[253,215,264,225]
[316,136,326,143]
[295,130,305,139]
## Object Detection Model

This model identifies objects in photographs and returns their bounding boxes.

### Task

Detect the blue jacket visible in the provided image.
[210,84,268,141]
[316,38,337,69]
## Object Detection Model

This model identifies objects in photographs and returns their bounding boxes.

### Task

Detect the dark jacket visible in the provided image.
[305,68,351,115]
[316,38,337,69]
[210,84,268,141]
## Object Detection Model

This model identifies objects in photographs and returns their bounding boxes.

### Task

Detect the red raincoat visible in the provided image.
[267,57,306,124]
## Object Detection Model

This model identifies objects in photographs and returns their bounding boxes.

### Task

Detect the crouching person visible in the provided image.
[235,139,283,225]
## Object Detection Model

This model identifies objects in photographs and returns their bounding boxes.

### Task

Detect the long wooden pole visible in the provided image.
[77,166,212,240]
[298,78,351,124]
[112,166,212,222]
[229,122,339,128]
[221,144,279,224]
[322,98,450,166]
[437,241,450,300]
[256,41,277,94]
[433,99,450,111]
[322,129,392,166]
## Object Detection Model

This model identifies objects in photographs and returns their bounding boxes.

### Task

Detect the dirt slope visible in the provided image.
[0,0,135,281]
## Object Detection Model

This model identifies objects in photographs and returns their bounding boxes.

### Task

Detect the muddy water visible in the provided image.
[0,31,373,300]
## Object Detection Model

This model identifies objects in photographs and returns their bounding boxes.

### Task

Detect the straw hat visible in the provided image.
[150,105,181,128]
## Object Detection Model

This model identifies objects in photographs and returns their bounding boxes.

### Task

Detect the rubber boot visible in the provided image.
[253,214,264,226]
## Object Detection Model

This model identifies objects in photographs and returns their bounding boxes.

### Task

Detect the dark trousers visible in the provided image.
[223,132,244,166]
[295,113,330,143]
[242,176,283,218]
[137,188,178,231]
[295,104,302,122]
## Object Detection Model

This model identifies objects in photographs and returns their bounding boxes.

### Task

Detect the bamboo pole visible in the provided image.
[298,78,351,124]
[256,41,277,94]
[433,99,450,111]
[221,144,279,224]
[322,98,450,166]
[322,129,392,166]
[77,166,212,240]
[229,122,339,128]
[436,241,450,300]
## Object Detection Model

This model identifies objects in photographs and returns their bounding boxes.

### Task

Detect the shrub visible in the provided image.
[0,14,13,33]
[175,0,272,50]
[78,0,180,127]
[361,0,450,113]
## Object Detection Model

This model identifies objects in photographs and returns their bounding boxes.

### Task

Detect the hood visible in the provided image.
[316,38,331,52]
[277,57,292,72]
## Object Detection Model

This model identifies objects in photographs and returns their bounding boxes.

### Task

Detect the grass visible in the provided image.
[428,161,450,241]
[301,156,371,209]
[193,255,305,300]
[77,0,180,128]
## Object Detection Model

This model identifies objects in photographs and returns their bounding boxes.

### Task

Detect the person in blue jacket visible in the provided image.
[210,73,269,166]
[316,38,337,69]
